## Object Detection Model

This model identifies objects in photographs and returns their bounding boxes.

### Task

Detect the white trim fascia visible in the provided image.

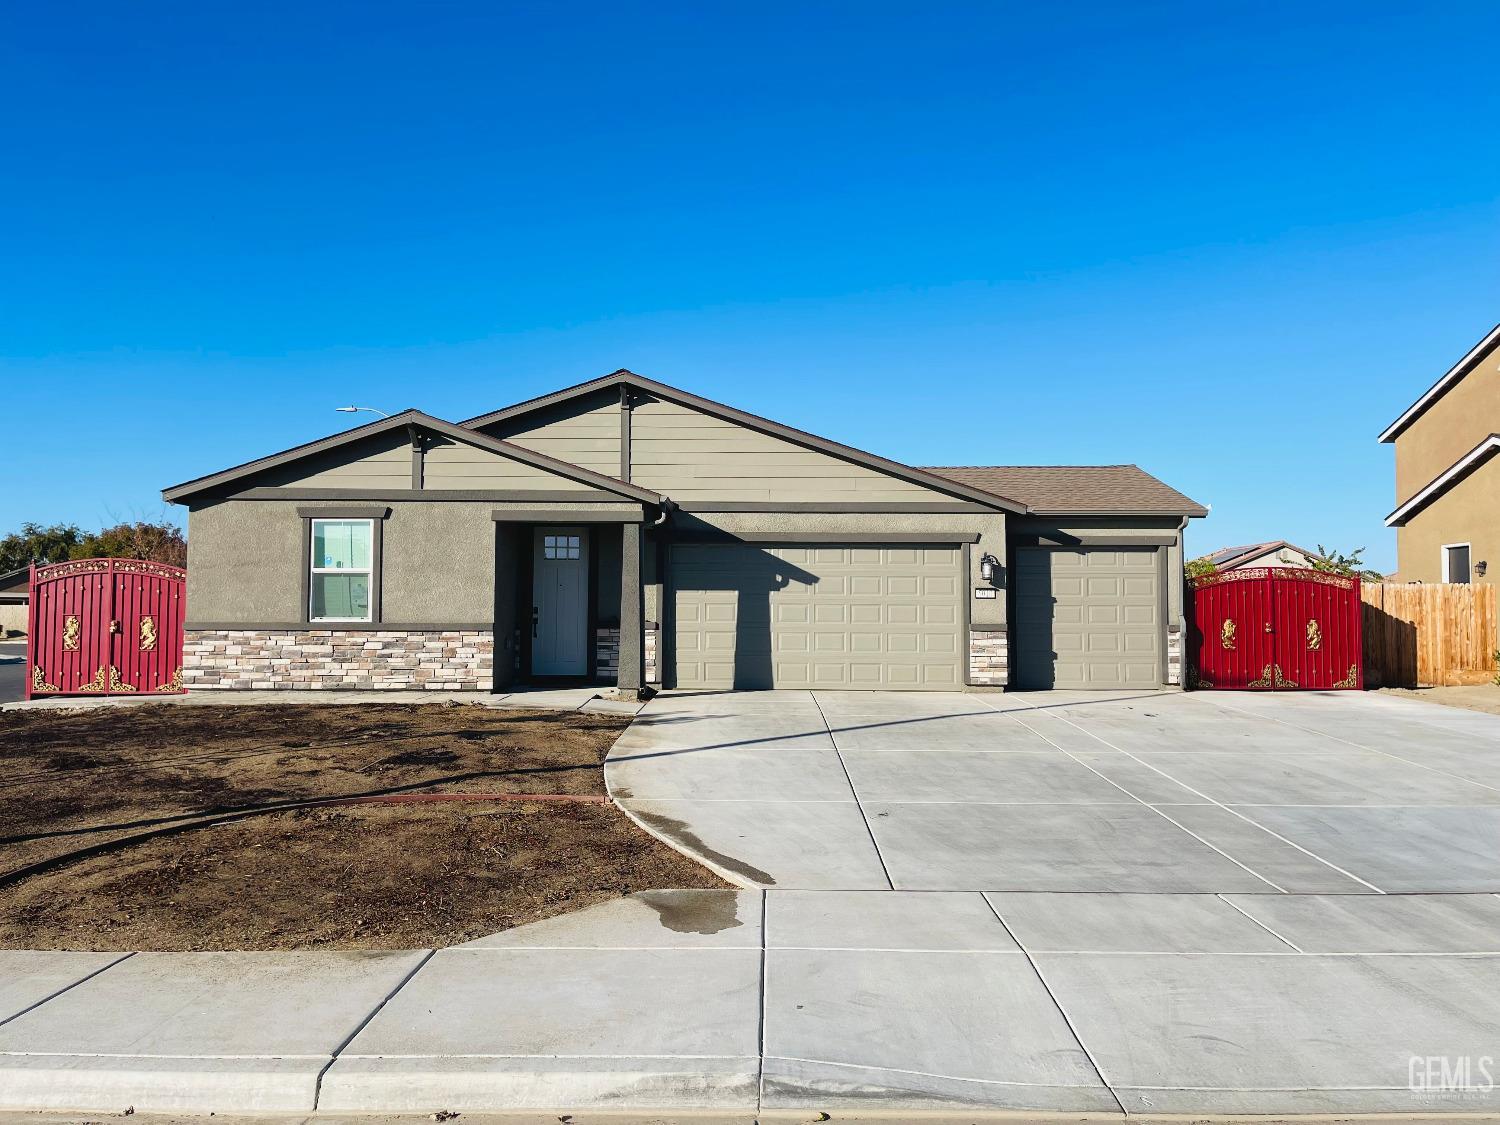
[1441,541,1473,583]
[1385,434,1500,526]
[1378,323,1500,443]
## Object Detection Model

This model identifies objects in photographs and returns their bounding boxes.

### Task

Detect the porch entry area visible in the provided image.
[492,511,645,692]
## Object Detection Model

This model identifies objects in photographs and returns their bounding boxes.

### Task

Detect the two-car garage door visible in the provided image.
[671,543,963,690]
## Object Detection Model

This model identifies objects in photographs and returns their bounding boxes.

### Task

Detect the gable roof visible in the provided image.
[920,465,1207,517]
[1378,323,1500,443]
[464,370,1028,513]
[162,409,663,505]
[0,567,29,597]
[1203,540,1322,568]
[1385,433,1500,527]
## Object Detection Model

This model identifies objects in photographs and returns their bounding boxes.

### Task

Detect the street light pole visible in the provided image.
[335,406,392,419]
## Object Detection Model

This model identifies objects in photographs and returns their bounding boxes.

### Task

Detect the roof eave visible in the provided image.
[467,370,1030,514]
[162,408,662,506]
[1378,323,1500,443]
[1025,506,1208,519]
[1384,434,1500,527]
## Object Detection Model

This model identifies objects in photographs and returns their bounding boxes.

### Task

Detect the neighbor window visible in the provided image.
[1443,543,1472,585]
[310,519,373,620]
[542,534,581,560]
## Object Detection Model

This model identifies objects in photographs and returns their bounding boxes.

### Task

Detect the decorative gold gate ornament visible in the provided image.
[1220,619,1236,650]
[62,615,80,651]
[1248,663,1299,689]
[157,667,184,693]
[1306,619,1322,651]
[79,665,137,693]
[32,666,58,693]
[140,616,158,651]
[1332,664,1359,689]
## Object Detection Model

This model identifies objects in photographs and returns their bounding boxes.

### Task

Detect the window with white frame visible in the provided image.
[1443,543,1472,585]
[542,533,581,560]
[310,519,374,620]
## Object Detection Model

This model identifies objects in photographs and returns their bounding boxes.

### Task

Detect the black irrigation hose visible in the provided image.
[0,790,609,892]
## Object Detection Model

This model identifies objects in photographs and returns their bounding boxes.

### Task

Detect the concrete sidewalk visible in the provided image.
[3,889,1500,1116]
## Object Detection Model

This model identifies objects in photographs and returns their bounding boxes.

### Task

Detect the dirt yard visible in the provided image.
[0,703,724,950]
[1379,684,1500,716]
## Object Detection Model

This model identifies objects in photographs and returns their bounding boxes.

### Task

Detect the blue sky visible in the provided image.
[3,2,1497,572]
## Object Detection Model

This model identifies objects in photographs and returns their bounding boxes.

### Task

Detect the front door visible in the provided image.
[532,528,588,676]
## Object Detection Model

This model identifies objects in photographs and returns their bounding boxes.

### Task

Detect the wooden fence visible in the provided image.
[1361,582,1498,687]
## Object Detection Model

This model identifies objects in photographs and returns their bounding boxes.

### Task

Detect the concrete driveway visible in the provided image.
[600,687,1500,1114]
[609,687,1500,893]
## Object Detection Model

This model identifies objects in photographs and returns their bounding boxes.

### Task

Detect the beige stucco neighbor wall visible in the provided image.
[0,603,26,635]
[1396,457,1500,585]
[1393,341,1500,504]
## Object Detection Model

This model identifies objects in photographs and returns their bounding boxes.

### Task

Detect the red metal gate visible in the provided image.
[26,559,187,698]
[1189,567,1362,690]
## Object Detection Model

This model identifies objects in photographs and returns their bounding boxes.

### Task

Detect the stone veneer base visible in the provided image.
[968,628,1008,687]
[184,629,494,691]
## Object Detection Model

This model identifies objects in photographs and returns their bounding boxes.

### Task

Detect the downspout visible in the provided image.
[1177,515,1190,687]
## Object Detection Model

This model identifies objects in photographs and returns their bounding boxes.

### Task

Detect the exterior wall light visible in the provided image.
[979,553,1000,583]
[1477,560,1488,577]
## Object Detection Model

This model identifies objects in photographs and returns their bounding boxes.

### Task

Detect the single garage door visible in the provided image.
[1013,546,1161,689]
[670,542,964,690]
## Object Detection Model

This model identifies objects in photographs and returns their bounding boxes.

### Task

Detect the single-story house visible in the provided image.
[0,568,28,636]
[1200,540,1324,571]
[162,371,1206,693]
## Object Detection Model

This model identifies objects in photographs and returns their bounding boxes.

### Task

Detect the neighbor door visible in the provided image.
[532,527,589,675]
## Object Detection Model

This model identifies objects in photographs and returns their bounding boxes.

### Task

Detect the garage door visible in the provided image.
[670,542,964,690]
[1013,547,1161,689]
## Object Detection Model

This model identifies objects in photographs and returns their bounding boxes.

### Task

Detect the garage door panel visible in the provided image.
[671,542,964,690]
[1014,546,1162,690]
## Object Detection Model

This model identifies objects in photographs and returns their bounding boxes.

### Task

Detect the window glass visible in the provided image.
[311,574,370,619]
[542,534,581,560]
[314,520,371,570]
[1448,545,1471,584]
[310,519,373,621]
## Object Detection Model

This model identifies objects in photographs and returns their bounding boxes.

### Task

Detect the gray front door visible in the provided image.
[1013,546,1161,689]
[532,528,588,675]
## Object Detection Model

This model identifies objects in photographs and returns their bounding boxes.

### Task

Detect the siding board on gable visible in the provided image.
[422,439,595,490]
[256,432,413,490]
[482,393,622,477]
[628,398,941,502]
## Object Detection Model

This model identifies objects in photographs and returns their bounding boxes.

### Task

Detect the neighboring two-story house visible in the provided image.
[1382,324,1500,584]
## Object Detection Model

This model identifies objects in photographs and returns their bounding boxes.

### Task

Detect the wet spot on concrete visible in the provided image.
[633,809,777,886]
[636,889,744,934]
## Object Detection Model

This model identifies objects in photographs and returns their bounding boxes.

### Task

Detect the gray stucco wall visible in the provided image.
[187,500,305,622]
[187,498,646,630]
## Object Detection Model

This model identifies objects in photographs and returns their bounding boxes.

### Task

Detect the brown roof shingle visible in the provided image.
[920,465,1207,517]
